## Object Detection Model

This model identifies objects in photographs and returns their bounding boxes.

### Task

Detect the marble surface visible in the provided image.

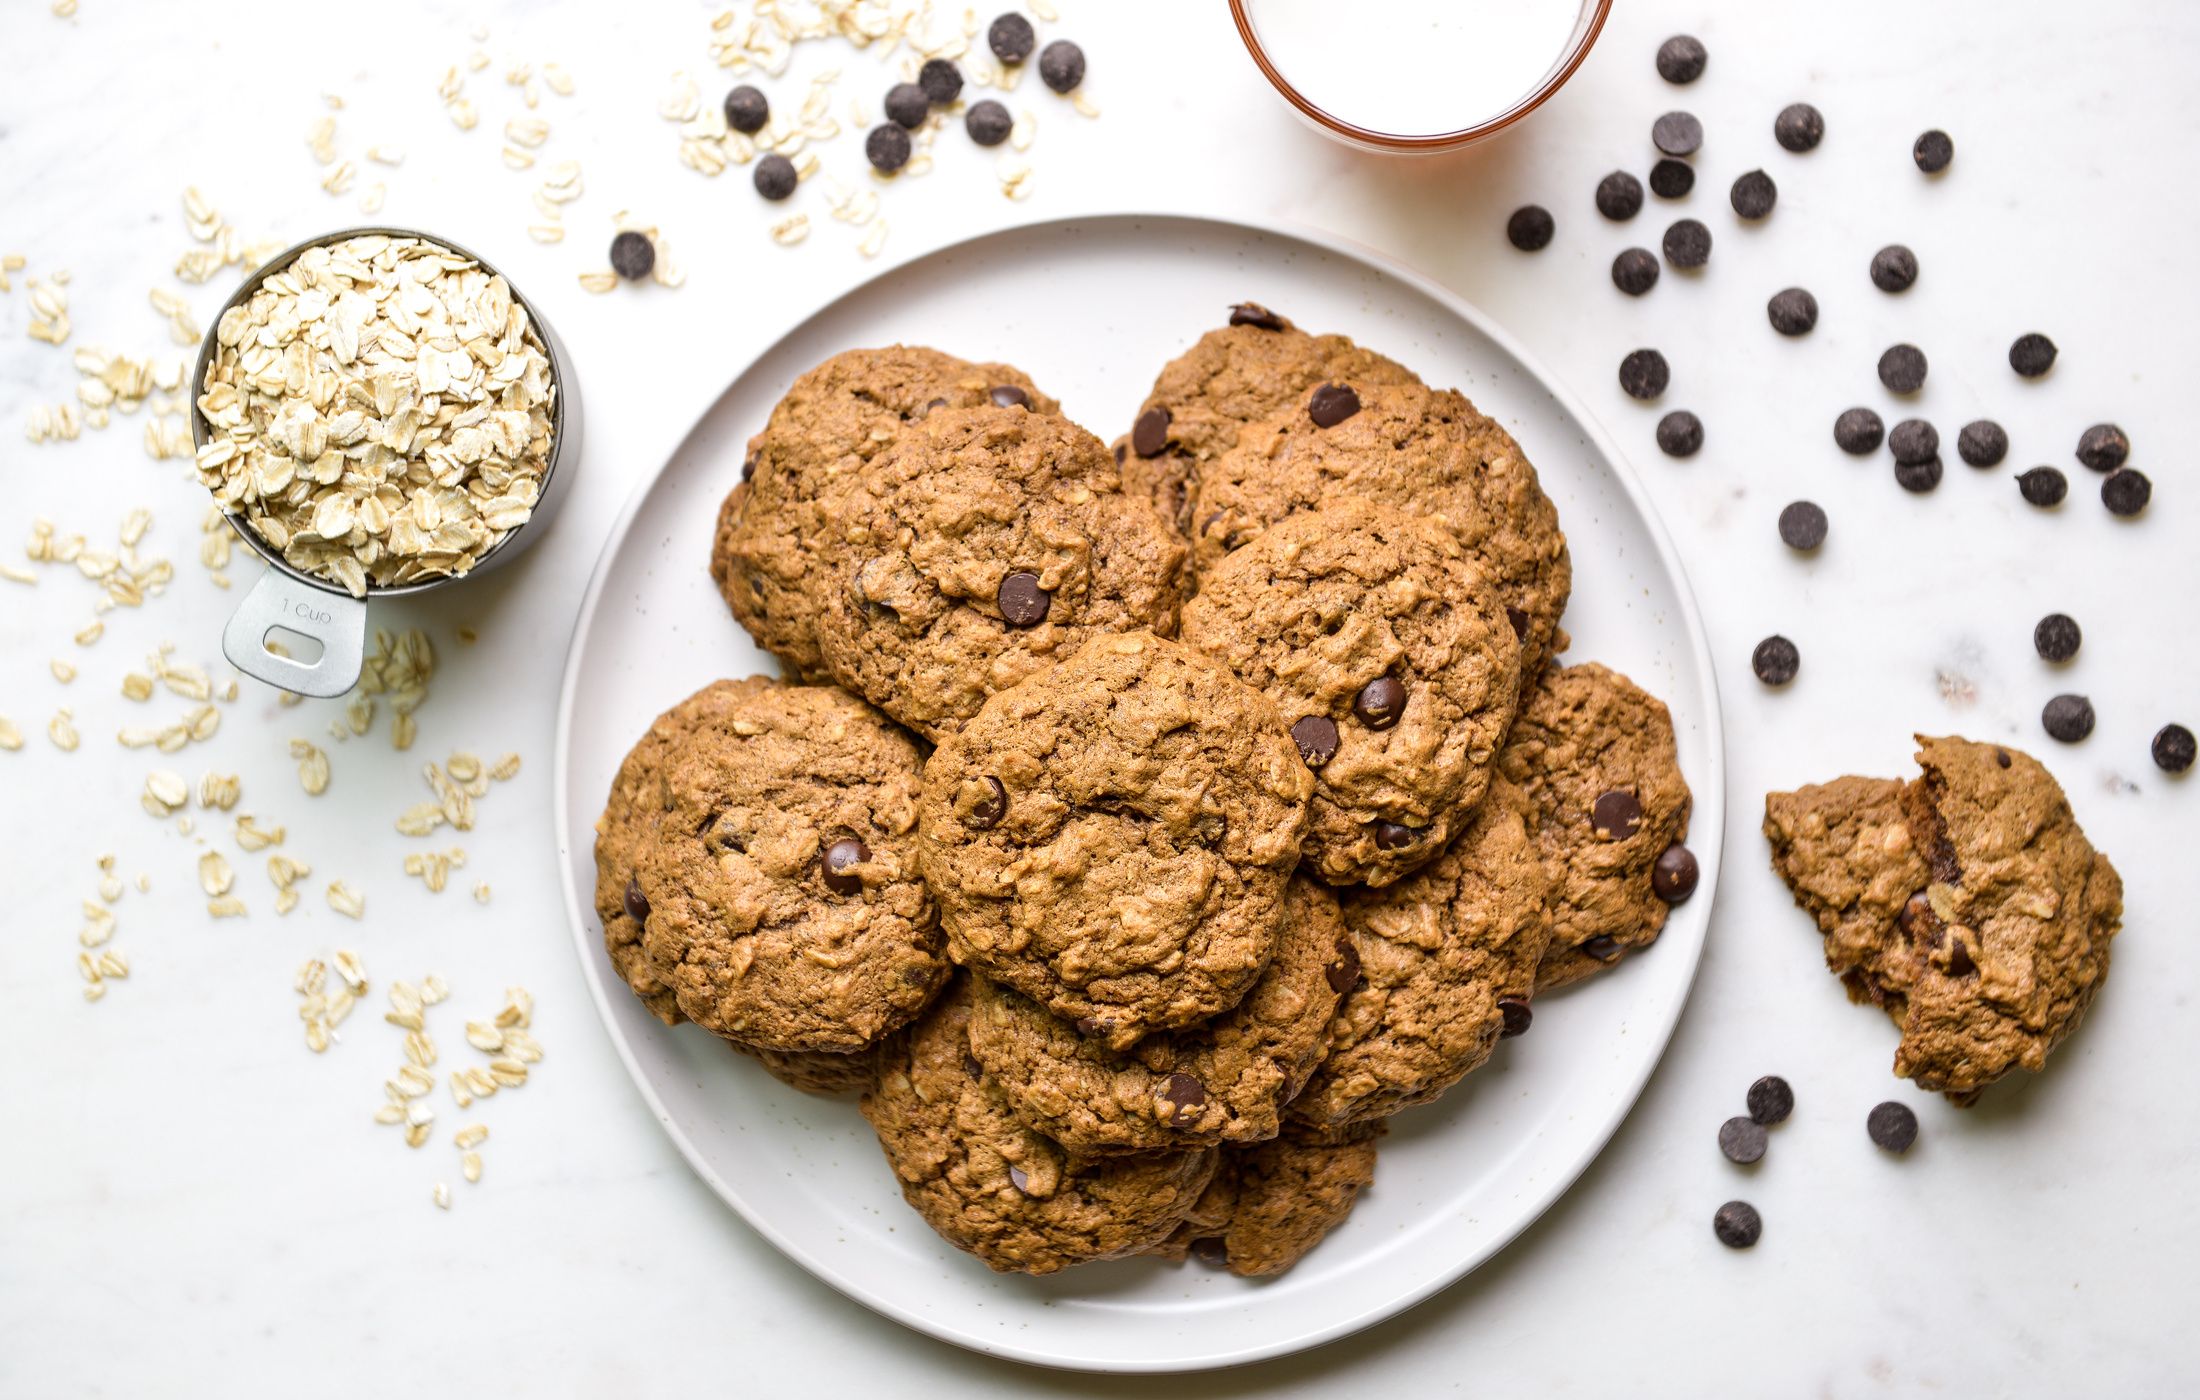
[3,1,2195,1394]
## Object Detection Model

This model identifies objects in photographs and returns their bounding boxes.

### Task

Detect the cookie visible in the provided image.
[1766,736,2122,1102]
[736,1041,883,1096]
[1181,499,1522,886]
[862,978,1218,1274]
[967,876,1354,1155]
[1122,310,1420,536]
[621,677,947,1052]
[1151,1120,1382,1277]
[918,631,1313,1051]
[1191,381,1573,685]
[1290,778,1554,1125]
[711,347,1059,678]
[1498,662,1692,990]
[813,405,1188,742]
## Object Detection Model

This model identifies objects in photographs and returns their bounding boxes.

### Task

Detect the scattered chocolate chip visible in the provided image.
[1957,420,2007,467]
[1730,169,1777,219]
[1834,407,1885,455]
[884,82,931,129]
[1878,343,1928,394]
[1894,456,1943,493]
[2076,423,2130,472]
[989,383,1032,409]
[609,230,655,281]
[2042,693,2096,743]
[1372,821,1419,850]
[1663,218,1712,268]
[1648,158,1695,198]
[865,123,912,172]
[1596,171,1644,221]
[1719,1116,1768,1165]
[822,836,870,895]
[622,875,650,923]
[1308,383,1361,427]
[1506,204,1555,251]
[1652,110,1703,156]
[996,570,1051,626]
[1714,1201,1762,1248]
[1867,1101,1919,1153]
[1774,102,1824,152]
[2018,466,2068,507]
[918,58,964,105]
[2153,724,2196,774]
[1159,1071,1208,1120]
[753,152,798,201]
[987,11,1035,63]
[965,98,1013,146]
[1353,675,1406,730]
[2033,613,2081,663]
[2103,468,2152,516]
[1913,128,1954,174]
[1656,410,1703,457]
[724,84,770,134]
[1653,843,1699,902]
[1498,996,1533,1037]
[1870,244,1918,293]
[1747,1075,1794,1126]
[1229,302,1287,331]
[2009,332,2058,378]
[1889,419,1939,465]
[1326,937,1361,995]
[1753,635,1800,686]
[1656,34,1708,83]
[1778,500,1827,551]
[1620,348,1670,400]
[1612,247,1661,296]
[1591,789,1643,840]
[1582,935,1622,962]
[1132,406,1171,457]
[1767,287,1817,336]
[1290,715,1340,768]
[967,775,1008,829]
[1008,1164,1034,1194]
[1038,38,1085,93]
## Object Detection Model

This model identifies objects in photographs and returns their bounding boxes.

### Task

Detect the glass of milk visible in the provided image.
[1232,0,1610,152]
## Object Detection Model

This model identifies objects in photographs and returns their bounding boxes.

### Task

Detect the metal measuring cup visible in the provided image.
[188,227,582,697]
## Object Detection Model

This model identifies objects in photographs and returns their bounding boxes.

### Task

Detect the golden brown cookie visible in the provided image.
[1181,499,1521,886]
[1151,1120,1383,1277]
[917,632,1313,1051]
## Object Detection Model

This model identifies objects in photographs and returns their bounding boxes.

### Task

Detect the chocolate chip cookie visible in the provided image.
[812,405,1188,742]
[967,876,1354,1156]
[1181,499,1521,886]
[1191,381,1573,686]
[1121,308,1420,536]
[918,631,1313,1051]
[1766,736,2122,1103]
[1498,662,1693,990]
[862,977,1218,1274]
[711,346,1059,679]
[1291,778,1554,1126]
[1153,1120,1382,1276]
[620,677,948,1052]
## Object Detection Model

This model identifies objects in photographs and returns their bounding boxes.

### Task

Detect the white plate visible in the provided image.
[553,213,1725,1373]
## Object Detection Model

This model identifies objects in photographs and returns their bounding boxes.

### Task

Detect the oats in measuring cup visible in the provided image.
[193,234,556,598]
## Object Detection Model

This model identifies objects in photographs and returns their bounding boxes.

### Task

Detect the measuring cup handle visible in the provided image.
[222,568,367,698]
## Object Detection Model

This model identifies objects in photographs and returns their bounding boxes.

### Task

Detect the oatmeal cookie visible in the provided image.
[1151,1120,1383,1277]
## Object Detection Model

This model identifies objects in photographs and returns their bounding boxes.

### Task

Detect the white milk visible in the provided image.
[1247,0,1584,137]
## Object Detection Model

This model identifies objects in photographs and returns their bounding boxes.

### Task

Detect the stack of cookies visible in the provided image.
[595,311,1699,1277]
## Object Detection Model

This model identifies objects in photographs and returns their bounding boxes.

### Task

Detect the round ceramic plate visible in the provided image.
[553,213,1725,1373]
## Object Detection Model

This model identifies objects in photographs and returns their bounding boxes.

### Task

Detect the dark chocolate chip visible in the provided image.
[884,82,931,129]
[1132,405,1171,457]
[1767,287,1817,336]
[2009,332,2058,378]
[1753,635,1800,686]
[1870,244,1918,293]
[996,570,1051,626]
[1612,247,1661,296]
[622,875,650,923]
[965,99,1013,146]
[1867,1101,1919,1153]
[2152,724,2196,774]
[1894,456,1943,493]
[1652,110,1703,156]
[2076,423,2129,472]
[2042,693,2096,742]
[1620,348,1670,400]
[1228,301,1287,331]
[1878,343,1928,394]
[1730,169,1777,220]
[1113,442,1126,466]
[723,84,770,134]
[918,58,964,105]
[822,836,870,895]
[865,123,912,172]
[1590,789,1642,840]
[962,1050,985,1079]
[1290,715,1340,768]
[989,383,1032,410]
[1778,500,1827,551]
[2034,613,2081,663]
[2018,466,2068,507]
[1913,128,1954,174]
[1582,935,1622,962]
[1072,1015,1108,1039]
[753,152,798,201]
[1648,158,1695,198]
[1719,1116,1768,1165]
[1656,34,1707,83]
[1889,419,1938,465]
[1008,1164,1034,1194]
[1834,408,1885,455]
[1957,420,2007,468]
[1498,996,1533,1038]
[967,776,1008,829]
[1714,1201,1762,1248]
[609,230,655,281]
[1596,171,1644,221]
[1326,937,1361,996]
[1663,218,1712,268]
[1945,937,1976,978]
[1308,383,1361,427]
[1037,39,1085,93]
[1657,410,1702,457]
[1159,1071,1208,1120]
[2102,468,2151,516]
[1653,843,1699,902]
[1372,821,1419,850]
[987,11,1035,63]
[1505,606,1529,638]
[1747,1075,1794,1126]
[741,451,758,482]
[1353,675,1406,730]
[1506,204,1555,251]
[1774,102,1824,152]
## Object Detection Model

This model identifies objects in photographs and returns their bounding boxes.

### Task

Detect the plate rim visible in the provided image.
[550,210,1728,1374]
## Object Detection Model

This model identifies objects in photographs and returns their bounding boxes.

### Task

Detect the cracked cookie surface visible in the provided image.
[1151,1120,1383,1277]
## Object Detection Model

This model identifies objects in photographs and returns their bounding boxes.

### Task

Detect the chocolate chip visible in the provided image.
[1834,408,1885,455]
[1038,39,1085,93]
[1505,606,1529,638]
[1778,500,1827,551]
[1945,937,1977,978]
[1160,1072,1208,1119]
[2075,423,2129,472]
[1229,301,1288,331]
[2153,724,2196,774]
[1372,821,1419,850]
[884,82,931,129]
[996,570,1051,626]
[1653,843,1700,902]
[1113,442,1126,466]
[1326,937,1361,996]
[1753,635,1800,686]
[1073,1015,1109,1039]
[1746,1075,1794,1126]
[2009,332,2058,378]
[2102,468,2152,516]
[1870,244,1919,293]
[1730,169,1777,220]
[1656,34,1707,83]
[1774,102,1824,152]
[1596,171,1644,221]
[1582,935,1622,962]
[1131,406,1171,457]
[1008,1164,1034,1194]
[609,230,655,281]
[1662,218,1711,269]
[1353,676,1406,730]
[1652,110,1703,156]
[1894,456,1943,493]
[822,836,870,895]
[1612,247,1661,296]
[622,876,650,923]
[1889,419,1938,465]
[742,451,758,482]
[2018,466,2068,507]
[1307,383,1361,427]
[1767,287,1817,336]
[1620,348,1670,400]
[1913,128,1954,174]
[1498,996,1533,1037]
[1867,1101,1919,1153]
[865,123,912,172]
[1506,204,1555,251]
[1191,1237,1229,1268]
[1590,789,1642,839]
[1878,343,1928,394]
[1290,715,1340,768]
[918,58,964,105]
[1719,1116,1768,1165]
[2034,613,2081,663]
[963,1050,985,1079]
[2042,693,2096,743]
[1714,1201,1762,1248]
[1957,420,2007,468]
[1656,410,1703,457]
[1648,158,1695,198]
[1996,748,2013,769]
[987,11,1035,63]
[965,99,1013,146]
[723,84,769,134]
[988,383,1032,410]
[967,775,1007,829]
[753,152,798,201]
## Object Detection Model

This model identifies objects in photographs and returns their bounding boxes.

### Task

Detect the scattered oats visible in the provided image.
[395,801,447,837]
[238,814,287,851]
[344,691,375,736]
[1071,90,1101,120]
[543,63,575,96]
[487,1059,529,1088]
[488,752,521,782]
[499,985,533,1028]
[404,1121,432,1149]
[472,882,492,904]
[197,850,235,897]
[320,161,357,197]
[461,1151,483,1184]
[374,1102,406,1124]
[1,563,35,586]
[405,1029,438,1069]
[1010,109,1036,152]
[500,145,536,171]
[421,973,448,1005]
[48,710,79,751]
[295,957,327,996]
[367,145,406,166]
[83,982,107,1003]
[97,875,123,903]
[465,1020,504,1052]
[198,771,241,809]
[326,988,355,1026]
[772,214,811,246]
[334,949,367,992]
[403,847,467,893]
[433,1181,451,1209]
[391,711,417,750]
[578,270,618,294]
[206,895,248,917]
[506,117,551,149]
[998,159,1034,200]
[143,769,189,815]
[527,225,565,244]
[357,183,387,216]
[453,1123,489,1149]
[75,621,104,647]
[395,1062,434,1096]
[274,886,299,914]
[291,740,330,795]
[500,1028,543,1063]
[447,98,479,131]
[78,952,101,984]
[0,715,21,752]
[53,0,80,18]
[307,115,338,164]
[305,1019,331,1053]
[326,880,365,919]
[858,218,890,259]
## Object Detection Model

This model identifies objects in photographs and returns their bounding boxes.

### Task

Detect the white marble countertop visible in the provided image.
[4,1,2196,1394]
